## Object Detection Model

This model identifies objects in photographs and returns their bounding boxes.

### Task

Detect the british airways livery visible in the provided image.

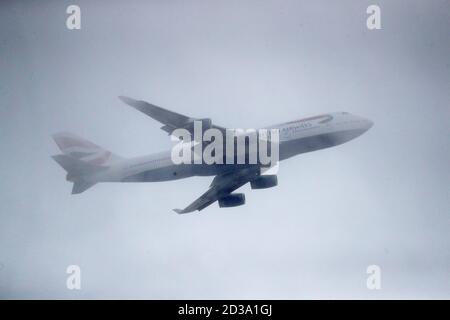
[52,96,373,213]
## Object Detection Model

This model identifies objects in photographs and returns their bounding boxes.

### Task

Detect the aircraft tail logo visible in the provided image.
[52,132,122,166]
[51,132,123,194]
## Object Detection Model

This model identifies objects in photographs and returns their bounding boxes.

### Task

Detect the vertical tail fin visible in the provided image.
[52,132,123,166]
[51,132,121,194]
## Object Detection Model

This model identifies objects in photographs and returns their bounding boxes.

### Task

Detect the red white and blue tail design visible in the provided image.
[52,132,123,194]
[52,132,122,166]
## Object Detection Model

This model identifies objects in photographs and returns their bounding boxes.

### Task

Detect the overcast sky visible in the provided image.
[0,0,449,299]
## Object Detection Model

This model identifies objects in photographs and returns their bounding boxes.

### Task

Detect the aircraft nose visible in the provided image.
[351,114,373,132]
[364,118,374,130]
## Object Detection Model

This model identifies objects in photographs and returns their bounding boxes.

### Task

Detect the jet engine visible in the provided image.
[218,193,246,208]
[250,175,278,189]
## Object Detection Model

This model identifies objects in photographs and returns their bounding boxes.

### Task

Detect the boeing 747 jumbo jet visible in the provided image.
[52,96,373,213]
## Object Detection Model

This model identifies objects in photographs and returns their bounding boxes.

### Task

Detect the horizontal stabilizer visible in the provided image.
[52,154,106,177]
[52,155,105,194]
[72,180,96,194]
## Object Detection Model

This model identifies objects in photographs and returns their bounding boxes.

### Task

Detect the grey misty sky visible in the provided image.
[0,0,449,298]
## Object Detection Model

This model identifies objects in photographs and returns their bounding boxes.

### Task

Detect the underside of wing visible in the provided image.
[174,166,260,214]
[118,96,226,137]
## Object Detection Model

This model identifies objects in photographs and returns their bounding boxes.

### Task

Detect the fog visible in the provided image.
[0,0,449,299]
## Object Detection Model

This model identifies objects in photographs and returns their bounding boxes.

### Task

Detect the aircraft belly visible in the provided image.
[280,128,366,160]
[121,164,194,182]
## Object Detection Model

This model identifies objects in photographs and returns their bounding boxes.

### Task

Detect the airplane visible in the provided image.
[52,96,373,214]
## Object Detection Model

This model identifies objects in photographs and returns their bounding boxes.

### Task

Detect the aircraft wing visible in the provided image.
[118,96,226,137]
[173,167,260,214]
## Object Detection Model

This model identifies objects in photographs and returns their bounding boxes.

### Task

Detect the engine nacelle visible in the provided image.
[250,175,278,189]
[218,193,246,208]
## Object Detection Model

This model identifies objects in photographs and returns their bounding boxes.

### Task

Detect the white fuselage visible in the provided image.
[89,112,373,184]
